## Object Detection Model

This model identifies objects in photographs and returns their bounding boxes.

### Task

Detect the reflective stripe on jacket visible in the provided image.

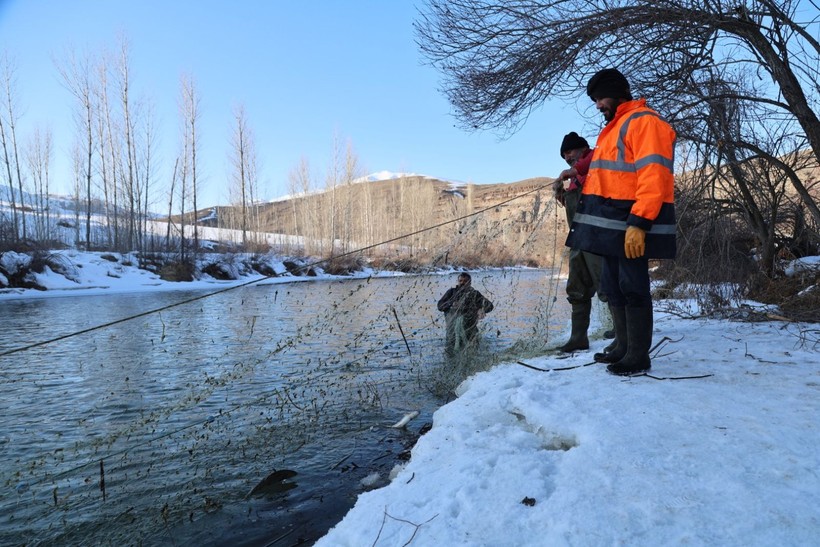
[566,99,677,259]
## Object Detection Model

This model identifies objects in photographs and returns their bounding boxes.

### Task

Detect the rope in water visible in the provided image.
[0,181,558,358]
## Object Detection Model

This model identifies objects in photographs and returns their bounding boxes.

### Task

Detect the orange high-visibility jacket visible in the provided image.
[566,99,677,259]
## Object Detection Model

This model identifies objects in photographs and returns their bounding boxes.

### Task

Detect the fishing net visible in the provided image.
[0,182,611,545]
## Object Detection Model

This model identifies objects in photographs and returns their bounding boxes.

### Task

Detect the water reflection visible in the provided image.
[0,269,570,545]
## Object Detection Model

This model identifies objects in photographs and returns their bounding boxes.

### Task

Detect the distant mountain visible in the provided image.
[200,174,561,267]
[0,184,105,217]
[356,171,424,183]
[1,174,563,268]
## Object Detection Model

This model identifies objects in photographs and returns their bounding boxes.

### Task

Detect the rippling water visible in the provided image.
[0,269,571,545]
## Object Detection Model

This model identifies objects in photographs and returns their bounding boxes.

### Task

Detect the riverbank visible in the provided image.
[3,250,818,545]
[316,303,820,546]
[0,249,423,301]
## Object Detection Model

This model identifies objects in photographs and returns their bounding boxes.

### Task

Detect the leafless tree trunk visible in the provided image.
[287,156,314,255]
[673,70,819,277]
[174,74,203,262]
[1,53,25,243]
[325,133,343,257]
[95,50,119,249]
[115,39,141,251]
[70,142,83,246]
[342,139,363,252]
[178,132,190,261]
[25,126,53,242]
[166,157,178,252]
[180,74,201,253]
[229,103,260,249]
[137,103,157,253]
[57,48,97,249]
[0,96,19,244]
[361,173,374,253]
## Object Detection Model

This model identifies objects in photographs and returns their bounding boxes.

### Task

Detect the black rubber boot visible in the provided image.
[594,305,626,363]
[556,301,591,353]
[607,306,653,376]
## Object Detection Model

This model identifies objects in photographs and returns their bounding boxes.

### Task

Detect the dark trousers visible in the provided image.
[600,254,652,308]
[564,190,606,305]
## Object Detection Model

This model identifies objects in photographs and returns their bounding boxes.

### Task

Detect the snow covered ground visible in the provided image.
[316,305,820,546]
[0,249,406,301]
[314,259,820,546]
[2,252,819,545]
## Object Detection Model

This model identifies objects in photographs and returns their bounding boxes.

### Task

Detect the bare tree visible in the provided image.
[70,141,84,246]
[417,0,820,278]
[416,0,820,204]
[360,168,375,253]
[325,132,344,256]
[286,156,314,254]
[0,53,26,243]
[180,74,201,253]
[650,62,819,279]
[57,48,97,248]
[0,95,19,244]
[115,38,145,251]
[341,139,364,253]
[136,99,158,252]
[176,113,191,260]
[166,157,179,252]
[95,48,121,249]
[25,126,53,242]
[417,1,819,144]
[228,103,260,249]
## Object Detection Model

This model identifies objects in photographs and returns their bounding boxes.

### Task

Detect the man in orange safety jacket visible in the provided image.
[566,68,676,376]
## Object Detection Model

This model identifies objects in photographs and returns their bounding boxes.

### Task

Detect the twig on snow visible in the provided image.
[516,360,598,372]
[372,507,438,547]
[639,373,714,380]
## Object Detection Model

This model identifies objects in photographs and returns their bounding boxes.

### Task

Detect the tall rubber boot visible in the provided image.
[594,305,626,363]
[596,300,615,340]
[607,306,653,375]
[601,304,618,351]
[556,301,591,353]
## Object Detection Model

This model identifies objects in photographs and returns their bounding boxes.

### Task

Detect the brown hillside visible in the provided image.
[197,176,569,268]
[190,150,820,269]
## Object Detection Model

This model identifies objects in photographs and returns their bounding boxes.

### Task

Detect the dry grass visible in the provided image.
[746,271,820,322]
[158,260,196,282]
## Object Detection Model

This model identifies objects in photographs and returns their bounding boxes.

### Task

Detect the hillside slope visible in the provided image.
[198,176,568,268]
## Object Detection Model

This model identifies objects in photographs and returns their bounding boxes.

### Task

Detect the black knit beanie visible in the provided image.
[586,68,632,100]
[559,132,589,157]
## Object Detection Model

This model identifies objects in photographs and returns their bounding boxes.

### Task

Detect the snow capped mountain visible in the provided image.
[269,171,468,203]
[358,171,468,194]
[356,170,423,182]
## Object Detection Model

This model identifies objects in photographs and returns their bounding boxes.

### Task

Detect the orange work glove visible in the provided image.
[624,226,646,259]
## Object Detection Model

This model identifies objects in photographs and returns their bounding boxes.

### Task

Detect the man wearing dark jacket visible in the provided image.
[566,68,676,375]
[437,273,494,356]
[552,132,616,353]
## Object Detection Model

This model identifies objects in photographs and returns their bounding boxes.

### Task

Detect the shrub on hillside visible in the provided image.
[158,260,196,282]
[322,255,366,276]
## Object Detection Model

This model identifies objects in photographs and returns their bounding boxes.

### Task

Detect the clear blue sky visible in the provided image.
[0,0,595,208]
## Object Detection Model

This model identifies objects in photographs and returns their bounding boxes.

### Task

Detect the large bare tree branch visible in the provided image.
[415,0,820,168]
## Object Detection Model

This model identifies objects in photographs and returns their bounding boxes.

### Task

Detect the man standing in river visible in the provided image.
[566,68,676,375]
[437,273,494,356]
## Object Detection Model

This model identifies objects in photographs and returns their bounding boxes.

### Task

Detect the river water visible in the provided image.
[0,269,576,546]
